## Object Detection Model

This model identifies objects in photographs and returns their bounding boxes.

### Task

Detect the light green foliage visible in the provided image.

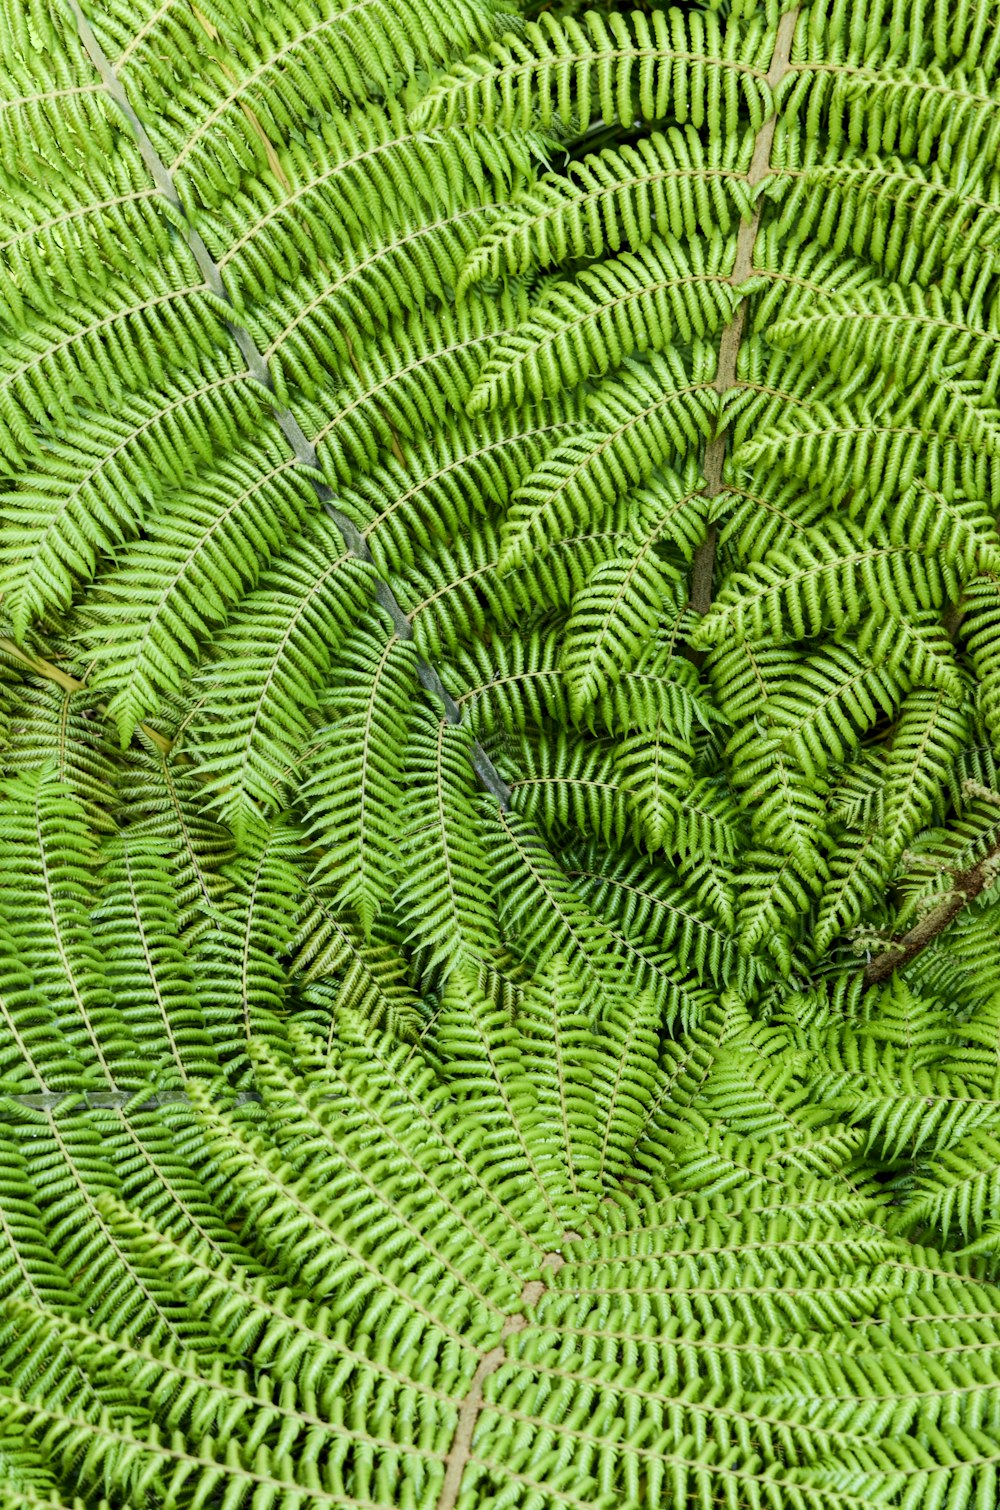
[2,0,1000,1501]
[459,129,755,292]
[0,979,999,1506]
[413,8,776,133]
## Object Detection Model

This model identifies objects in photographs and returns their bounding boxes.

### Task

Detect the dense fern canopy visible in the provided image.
[2,0,1000,1502]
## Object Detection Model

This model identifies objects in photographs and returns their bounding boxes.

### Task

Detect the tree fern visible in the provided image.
[3,0,1000,1500]
[184,527,379,838]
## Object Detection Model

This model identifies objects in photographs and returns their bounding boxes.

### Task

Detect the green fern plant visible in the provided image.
[414,0,1000,975]
[2,0,1000,1502]
[1,979,1000,1509]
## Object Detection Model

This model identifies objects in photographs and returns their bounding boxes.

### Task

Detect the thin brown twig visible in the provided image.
[863,836,1000,985]
[437,1243,576,1510]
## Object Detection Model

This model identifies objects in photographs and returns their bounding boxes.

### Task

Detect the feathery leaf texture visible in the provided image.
[1,0,1000,1503]
[0,985,998,1507]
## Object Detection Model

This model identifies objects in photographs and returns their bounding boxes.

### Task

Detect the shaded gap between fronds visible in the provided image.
[0,637,171,755]
[58,0,512,811]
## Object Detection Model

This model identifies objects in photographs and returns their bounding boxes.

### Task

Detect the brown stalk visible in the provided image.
[863,836,1000,985]
[688,7,799,622]
[437,1243,576,1510]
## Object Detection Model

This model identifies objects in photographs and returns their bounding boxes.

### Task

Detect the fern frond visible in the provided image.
[0,46,113,183]
[0,770,142,1088]
[209,104,537,298]
[961,572,1000,742]
[394,713,503,976]
[312,292,528,483]
[91,835,220,1086]
[670,779,745,867]
[413,9,775,134]
[288,896,421,1038]
[0,369,260,634]
[726,719,829,883]
[115,748,236,937]
[400,513,636,659]
[732,391,1000,521]
[560,531,688,719]
[894,1132,1000,1245]
[760,645,908,782]
[468,231,741,411]
[460,126,754,290]
[192,1074,507,1339]
[18,1112,187,1349]
[565,842,748,991]
[4,5,1000,1504]
[486,803,625,1009]
[0,933,85,1095]
[300,627,417,934]
[447,628,570,737]
[185,527,378,837]
[0,682,119,833]
[499,367,715,570]
[335,408,585,577]
[765,280,1000,403]
[0,150,172,325]
[768,147,1000,287]
[851,611,965,699]
[815,829,892,956]
[695,521,963,648]
[503,727,629,847]
[193,820,307,1081]
[0,250,228,470]
[613,720,697,853]
[736,850,827,973]
[881,689,970,867]
[587,639,722,741]
[84,438,322,739]
[254,207,493,392]
[112,0,505,180]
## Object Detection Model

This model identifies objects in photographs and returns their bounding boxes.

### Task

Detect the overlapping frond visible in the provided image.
[414,8,776,134]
